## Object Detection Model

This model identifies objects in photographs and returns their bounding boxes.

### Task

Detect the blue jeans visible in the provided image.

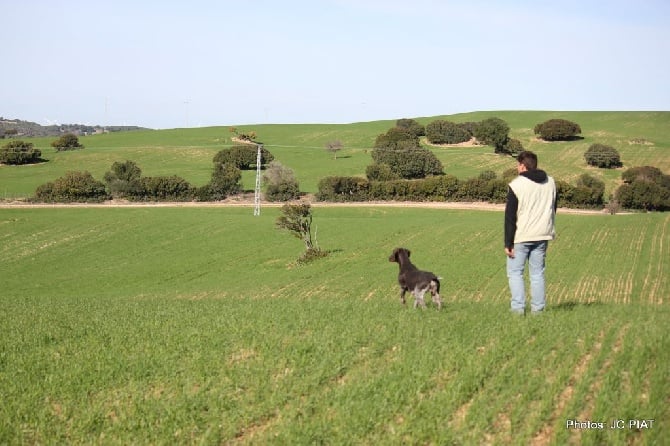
[507,241,548,314]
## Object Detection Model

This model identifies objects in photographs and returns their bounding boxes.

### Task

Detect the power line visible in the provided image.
[254,143,262,216]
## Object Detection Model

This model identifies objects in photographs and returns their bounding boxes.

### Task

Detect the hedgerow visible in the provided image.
[317,172,604,207]
[315,176,369,202]
[137,176,194,201]
[555,174,605,208]
[34,171,108,202]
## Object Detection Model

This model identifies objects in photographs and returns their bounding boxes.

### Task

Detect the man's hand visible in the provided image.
[505,247,515,258]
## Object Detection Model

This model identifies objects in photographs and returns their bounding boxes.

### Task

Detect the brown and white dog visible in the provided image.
[389,247,442,309]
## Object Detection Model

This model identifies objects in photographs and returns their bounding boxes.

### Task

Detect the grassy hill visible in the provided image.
[1,111,668,200]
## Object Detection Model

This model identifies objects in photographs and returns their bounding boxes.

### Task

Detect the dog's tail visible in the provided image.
[431,276,441,293]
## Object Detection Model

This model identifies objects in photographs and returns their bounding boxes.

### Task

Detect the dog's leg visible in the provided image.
[400,289,407,305]
[413,287,427,309]
[432,293,442,310]
[430,280,442,310]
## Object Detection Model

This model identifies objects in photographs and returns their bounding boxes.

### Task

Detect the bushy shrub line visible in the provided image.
[316,175,507,203]
[317,173,607,208]
[315,176,370,202]
[136,176,195,201]
[31,145,283,203]
[555,175,605,208]
[35,171,108,203]
[316,175,509,204]
[33,159,243,203]
[33,170,201,203]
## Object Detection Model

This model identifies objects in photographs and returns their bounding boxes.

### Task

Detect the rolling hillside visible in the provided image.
[1,111,668,200]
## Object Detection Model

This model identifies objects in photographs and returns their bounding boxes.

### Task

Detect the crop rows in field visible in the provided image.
[0,207,667,444]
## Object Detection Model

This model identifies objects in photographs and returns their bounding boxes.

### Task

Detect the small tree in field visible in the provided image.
[474,117,510,153]
[276,203,316,250]
[264,161,301,201]
[51,133,84,151]
[584,144,622,168]
[534,119,581,141]
[276,203,328,263]
[213,145,274,170]
[0,140,42,165]
[325,140,343,159]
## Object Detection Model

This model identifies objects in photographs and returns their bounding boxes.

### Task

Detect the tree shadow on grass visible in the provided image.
[539,136,585,142]
[1,158,49,166]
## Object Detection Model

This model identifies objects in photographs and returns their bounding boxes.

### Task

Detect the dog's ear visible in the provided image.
[389,248,398,262]
[406,249,411,258]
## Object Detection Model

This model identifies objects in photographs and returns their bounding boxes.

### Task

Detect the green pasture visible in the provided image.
[1,111,668,199]
[1,206,668,444]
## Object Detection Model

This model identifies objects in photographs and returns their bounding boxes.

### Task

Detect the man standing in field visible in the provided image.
[504,151,557,315]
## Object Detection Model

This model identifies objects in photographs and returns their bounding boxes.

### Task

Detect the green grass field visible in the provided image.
[1,206,668,444]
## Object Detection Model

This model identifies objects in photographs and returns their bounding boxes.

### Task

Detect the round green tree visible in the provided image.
[474,117,510,153]
[534,119,582,141]
[584,144,622,168]
[1,140,42,165]
[51,133,84,151]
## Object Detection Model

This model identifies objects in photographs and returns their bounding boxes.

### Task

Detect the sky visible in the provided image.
[2,0,669,129]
